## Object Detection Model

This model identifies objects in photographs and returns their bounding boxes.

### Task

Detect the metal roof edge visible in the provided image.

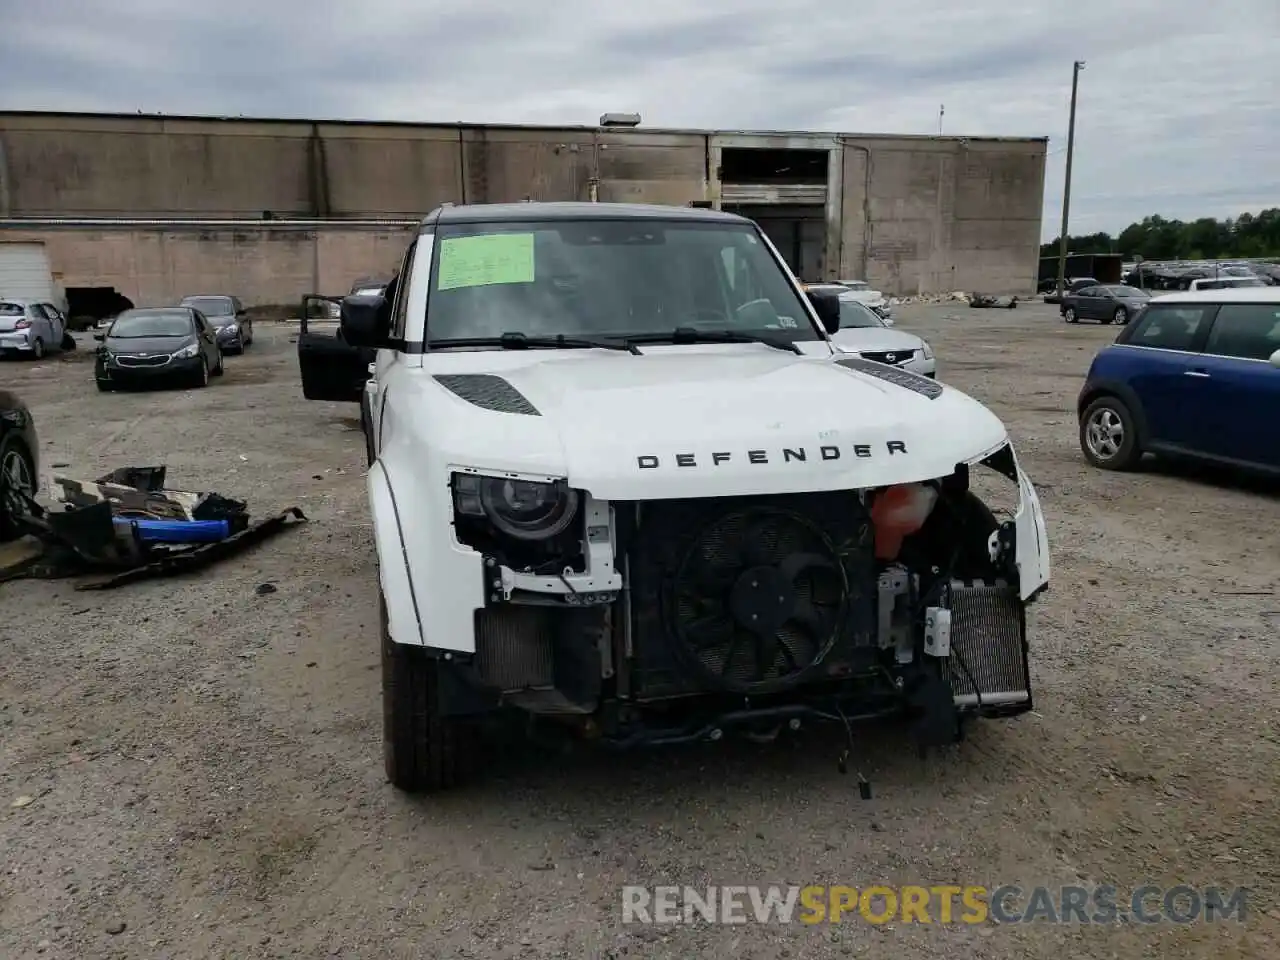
[0,109,1049,145]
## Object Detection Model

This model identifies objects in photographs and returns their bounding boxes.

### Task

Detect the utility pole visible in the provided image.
[1055,60,1085,298]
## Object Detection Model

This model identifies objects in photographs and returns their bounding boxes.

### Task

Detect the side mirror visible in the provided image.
[1269,348,1280,370]
[805,289,841,334]
[339,294,391,348]
[93,332,105,341]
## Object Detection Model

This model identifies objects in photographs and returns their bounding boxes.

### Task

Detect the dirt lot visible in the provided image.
[1,303,1278,960]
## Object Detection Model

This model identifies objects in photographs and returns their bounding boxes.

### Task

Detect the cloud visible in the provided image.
[1,0,1276,239]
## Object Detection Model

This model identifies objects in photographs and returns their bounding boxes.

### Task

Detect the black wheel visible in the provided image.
[213,354,224,376]
[192,357,209,388]
[30,338,45,360]
[1080,396,1141,470]
[380,594,477,792]
[1063,308,1077,323]
[96,379,113,392]
[61,332,77,351]
[1112,306,1127,325]
[0,434,36,542]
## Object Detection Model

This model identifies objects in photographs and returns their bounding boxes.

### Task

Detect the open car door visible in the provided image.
[297,294,375,402]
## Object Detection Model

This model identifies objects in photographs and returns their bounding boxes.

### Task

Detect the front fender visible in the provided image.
[370,456,487,653]
[368,460,424,647]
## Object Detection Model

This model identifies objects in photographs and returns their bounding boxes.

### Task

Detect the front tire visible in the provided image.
[1080,396,1141,470]
[0,435,36,542]
[1111,306,1127,325]
[191,357,209,389]
[381,594,477,792]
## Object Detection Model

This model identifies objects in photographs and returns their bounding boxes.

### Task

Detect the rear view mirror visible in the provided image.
[340,294,391,348]
[805,288,842,334]
[1269,348,1280,370]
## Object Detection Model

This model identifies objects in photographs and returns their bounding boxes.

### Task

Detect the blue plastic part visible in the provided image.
[113,517,232,543]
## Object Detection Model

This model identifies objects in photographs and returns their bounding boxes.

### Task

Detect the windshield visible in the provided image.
[836,297,885,328]
[424,219,818,344]
[0,302,23,316]
[181,297,234,316]
[841,281,870,291]
[1107,286,1149,297]
[109,311,194,338]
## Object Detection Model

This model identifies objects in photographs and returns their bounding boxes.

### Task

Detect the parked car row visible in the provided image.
[93,294,253,392]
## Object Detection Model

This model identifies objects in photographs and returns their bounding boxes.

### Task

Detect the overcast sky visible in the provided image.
[1,0,1275,240]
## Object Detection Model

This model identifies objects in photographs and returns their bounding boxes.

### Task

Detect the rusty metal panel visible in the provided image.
[720,183,827,205]
[596,132,707,205]
[463,128,594,203]
[710,132,841,150]
[317,126,463,217]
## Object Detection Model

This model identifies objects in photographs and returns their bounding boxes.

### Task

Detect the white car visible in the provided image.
[838,279,893,323]
[827,293,935,377]
[306,202,1051,793]
[0,298,69,359]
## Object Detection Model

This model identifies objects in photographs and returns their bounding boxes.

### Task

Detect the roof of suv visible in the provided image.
[1150,288,1279,305]
[419,201,749,230]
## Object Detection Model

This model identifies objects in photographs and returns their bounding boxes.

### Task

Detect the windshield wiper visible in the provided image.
[427,332,641,354]
[622,327,804,355]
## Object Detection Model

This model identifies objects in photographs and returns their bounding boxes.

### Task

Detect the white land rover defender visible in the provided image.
[305,202,1050,793]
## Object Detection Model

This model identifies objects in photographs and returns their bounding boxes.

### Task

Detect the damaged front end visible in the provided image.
[431,440,1049,758]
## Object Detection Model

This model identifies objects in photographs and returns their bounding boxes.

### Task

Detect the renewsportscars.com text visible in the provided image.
[621,884,1249,925]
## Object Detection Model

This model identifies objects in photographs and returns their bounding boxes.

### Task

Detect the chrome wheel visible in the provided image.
[1064,308,1076,323]
[0,445,35,524]
[1114,307,1127,324]
[1085,406,1124,461]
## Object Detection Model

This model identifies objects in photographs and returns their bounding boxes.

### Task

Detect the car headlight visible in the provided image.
[172,342,200,359]
[225,323,238,334]
[920,342,935,360]
[451,472,580,540]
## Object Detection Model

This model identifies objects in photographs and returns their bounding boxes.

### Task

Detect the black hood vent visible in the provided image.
[834,356,943,399]
[433,374,540,415]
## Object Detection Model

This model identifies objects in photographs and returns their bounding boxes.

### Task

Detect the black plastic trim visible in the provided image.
[433,374,540,415]
[835,356,944,398]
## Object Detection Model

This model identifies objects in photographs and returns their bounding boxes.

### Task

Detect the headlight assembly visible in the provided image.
[172,342,200,359]
[920,341,935,360]
[452,472,580,540]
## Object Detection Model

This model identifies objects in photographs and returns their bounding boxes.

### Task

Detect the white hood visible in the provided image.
[409,344,1007,500]
[830,327,924,354]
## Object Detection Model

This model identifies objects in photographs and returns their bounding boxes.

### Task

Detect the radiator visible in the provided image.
[946,580,1031,707]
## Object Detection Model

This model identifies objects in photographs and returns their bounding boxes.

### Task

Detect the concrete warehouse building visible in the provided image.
[0,111,1048,314]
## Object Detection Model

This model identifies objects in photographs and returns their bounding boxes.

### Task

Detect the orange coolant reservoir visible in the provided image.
[869,483,939,560]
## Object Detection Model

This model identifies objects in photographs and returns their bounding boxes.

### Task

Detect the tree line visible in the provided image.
[1040,208,1280,262]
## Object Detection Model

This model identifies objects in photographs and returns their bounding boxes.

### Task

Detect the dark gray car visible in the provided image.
[94,307,223,391]
[178,295,253,353]
[1061,284,1151,325]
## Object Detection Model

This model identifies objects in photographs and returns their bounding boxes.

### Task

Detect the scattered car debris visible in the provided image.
[968,294,1019,309]
[0,465,306,588]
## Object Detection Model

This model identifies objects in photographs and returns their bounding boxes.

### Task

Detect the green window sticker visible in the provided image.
[436,234,536,290]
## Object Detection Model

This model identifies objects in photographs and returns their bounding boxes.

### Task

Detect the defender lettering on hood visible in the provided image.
[637,440,908,470]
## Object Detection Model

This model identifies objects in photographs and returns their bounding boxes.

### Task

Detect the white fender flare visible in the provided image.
[367,460,425,646]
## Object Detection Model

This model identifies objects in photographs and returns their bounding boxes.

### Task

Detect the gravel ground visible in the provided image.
[1,305,1277,960]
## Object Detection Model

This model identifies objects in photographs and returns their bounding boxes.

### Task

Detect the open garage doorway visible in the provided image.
[722,204,827,281]
[65,287,133,330]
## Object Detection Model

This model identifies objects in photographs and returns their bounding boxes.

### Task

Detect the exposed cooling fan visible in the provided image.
[664,507,850,694]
